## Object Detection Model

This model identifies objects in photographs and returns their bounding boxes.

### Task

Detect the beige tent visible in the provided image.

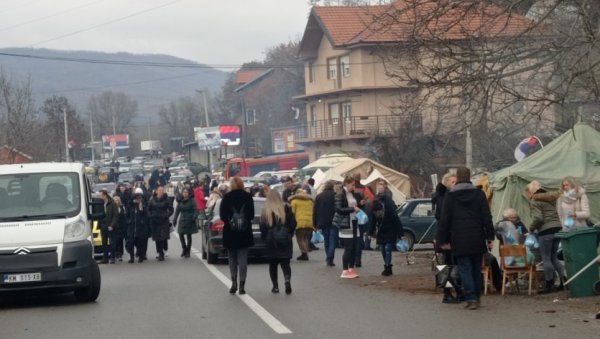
[301,152,354,176]
[314,158,411,199]
[361,168,407,205]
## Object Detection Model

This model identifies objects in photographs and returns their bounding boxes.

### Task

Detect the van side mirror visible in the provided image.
[89,197,105,221]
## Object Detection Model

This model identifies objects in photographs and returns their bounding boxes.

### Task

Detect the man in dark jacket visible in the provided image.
[100,190,119,264]
[313,181,337,266]
[437,167,494,310]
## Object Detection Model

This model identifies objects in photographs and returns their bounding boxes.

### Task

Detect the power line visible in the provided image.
[0,0,108,33]
[0,50,383,69]
[32,70,207,95]
[29,0,183,47]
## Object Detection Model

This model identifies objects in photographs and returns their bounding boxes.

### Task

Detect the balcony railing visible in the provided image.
[293,115,421,142]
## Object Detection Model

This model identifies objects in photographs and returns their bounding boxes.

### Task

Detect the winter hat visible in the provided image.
[134,188,144,195]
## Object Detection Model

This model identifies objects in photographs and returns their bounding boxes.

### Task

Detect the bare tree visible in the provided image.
[0,69,39,159]
[40,96,88,161]
[158,96,203,141]
[360,0,600,171]
[87,91,138,137]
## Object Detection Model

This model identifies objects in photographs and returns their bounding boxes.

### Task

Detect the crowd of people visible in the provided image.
[97,162,594,307]
[433,168,592,310]
[97,174,214,264]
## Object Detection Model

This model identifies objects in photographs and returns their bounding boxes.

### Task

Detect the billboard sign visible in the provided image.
[102,134,130,150]
[219,124,241,146]
[194,126,221,150]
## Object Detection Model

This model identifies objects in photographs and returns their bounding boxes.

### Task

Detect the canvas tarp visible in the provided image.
[313,158,411,199]
[301,152,354,175]
[360,168,407,205]
[489,123,600,225]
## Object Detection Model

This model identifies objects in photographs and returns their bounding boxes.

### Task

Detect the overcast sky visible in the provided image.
[0,0,313,66]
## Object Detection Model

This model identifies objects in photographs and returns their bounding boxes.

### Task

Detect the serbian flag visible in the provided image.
[514,136,541,162]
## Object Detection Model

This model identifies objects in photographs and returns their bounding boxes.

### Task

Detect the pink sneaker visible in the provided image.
[347,268,359,278]
[340,270,351,278]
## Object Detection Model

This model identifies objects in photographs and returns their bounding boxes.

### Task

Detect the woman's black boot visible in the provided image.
[229,279,238,294]
[284,278,292,295]
[239,281,246,295]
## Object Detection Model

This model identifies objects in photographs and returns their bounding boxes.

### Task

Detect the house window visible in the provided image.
[342,102,352,122]
[246,109,256,125]
[327,58,337,79]
[329,103,340,124]
[341,55,350,77]
[308,62,315,83]
[310,105,317,127]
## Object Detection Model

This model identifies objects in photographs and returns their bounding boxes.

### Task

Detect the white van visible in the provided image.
[0,162,104,302]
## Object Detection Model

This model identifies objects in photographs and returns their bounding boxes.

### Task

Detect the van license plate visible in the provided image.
[3,272,42,283]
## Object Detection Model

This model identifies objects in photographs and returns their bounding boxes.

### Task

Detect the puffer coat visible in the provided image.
[148,193,174,241]
[174,198,198,235]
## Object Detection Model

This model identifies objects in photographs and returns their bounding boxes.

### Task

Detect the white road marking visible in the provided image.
[174,234,292,334]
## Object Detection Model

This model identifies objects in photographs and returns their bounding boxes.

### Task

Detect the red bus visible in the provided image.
[224,152,309,178]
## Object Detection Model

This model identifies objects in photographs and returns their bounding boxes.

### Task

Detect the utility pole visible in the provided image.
[147,111,152,140]
[63,108,69,162]
[195,89,212,171]
[466,124,472,169]
[90,111,95,161]
[194,89,210,127]
[112,112,117,136]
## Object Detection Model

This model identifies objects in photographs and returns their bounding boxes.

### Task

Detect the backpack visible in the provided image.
[269,215,291,249]
[229,203,247,232]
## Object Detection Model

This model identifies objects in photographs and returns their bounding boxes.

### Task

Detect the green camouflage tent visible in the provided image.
[489,123,600,226]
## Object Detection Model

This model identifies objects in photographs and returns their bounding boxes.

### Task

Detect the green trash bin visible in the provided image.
[555,227,600,298]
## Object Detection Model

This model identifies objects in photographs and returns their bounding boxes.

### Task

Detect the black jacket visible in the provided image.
[437,182,494,257]
[220,189,255,249]
[101,198,119,231]
[128,204,151,239]
[375,193,404,243]
[148,193,174,241]
[313,188,336,228]
[260,204,296,259]
[432,183,447,221]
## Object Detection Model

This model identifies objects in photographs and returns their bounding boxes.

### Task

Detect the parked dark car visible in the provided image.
[201,197,268,264]
[397,198,436,250]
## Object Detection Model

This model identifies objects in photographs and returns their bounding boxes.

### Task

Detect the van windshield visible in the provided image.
[0,172,81,220]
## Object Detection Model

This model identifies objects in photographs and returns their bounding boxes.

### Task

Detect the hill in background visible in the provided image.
[0,48,228,123]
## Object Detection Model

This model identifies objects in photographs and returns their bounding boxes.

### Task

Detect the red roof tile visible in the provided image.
[312,0,534,47]
[235,69,266,84]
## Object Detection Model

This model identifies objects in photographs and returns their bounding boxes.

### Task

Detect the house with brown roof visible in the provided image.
[234,66,305,157]
[293,1,549,163]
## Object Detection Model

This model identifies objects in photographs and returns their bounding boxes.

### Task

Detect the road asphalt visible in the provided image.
[1,232,599,338]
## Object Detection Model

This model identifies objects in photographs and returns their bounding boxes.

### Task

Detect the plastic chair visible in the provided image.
[500,244,536,296]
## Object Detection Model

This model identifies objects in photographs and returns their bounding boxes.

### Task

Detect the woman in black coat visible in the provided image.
[148,186,174,261]
[112,195,129,262]
[432,172,462,303]
[219,177,254,295]
[260,190,296,294]
[373,180,404,276]
[127,189,151,263]
[313,181,337,266]
[331,176,363,278]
